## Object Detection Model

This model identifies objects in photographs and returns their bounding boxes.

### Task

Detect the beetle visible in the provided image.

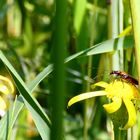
[110,71,138,85]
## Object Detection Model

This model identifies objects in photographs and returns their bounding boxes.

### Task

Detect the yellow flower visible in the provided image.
[68,80,140,130]
[0,75,14,116]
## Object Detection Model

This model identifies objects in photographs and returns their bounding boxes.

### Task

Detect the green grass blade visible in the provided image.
[86,36,133,55]
[29,64,53,92]
[65,35,134,62]
[0,97,22,140]
[0,51,51,140]
[74,0,87,34]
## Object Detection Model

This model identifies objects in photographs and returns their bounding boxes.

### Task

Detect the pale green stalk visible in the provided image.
[108,1,126,139]
[84,0,97,139]
[129,0,140,86]
[130,0,140,139]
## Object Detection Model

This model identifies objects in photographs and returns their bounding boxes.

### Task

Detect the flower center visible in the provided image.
[105,81,139,100]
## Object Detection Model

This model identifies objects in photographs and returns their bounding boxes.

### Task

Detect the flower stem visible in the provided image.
[114,126,127,140]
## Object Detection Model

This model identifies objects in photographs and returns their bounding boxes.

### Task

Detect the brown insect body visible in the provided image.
[110,71,138,85]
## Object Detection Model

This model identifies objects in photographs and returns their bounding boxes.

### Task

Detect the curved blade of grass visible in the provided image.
[0,51,51,140]
[86,35,134,55]
[29,64,53,92]
[0,35,134,139]
[65,35,133,62]
[0,63,53,140]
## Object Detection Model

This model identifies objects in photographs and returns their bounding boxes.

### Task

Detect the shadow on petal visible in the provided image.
[103,97,122,113]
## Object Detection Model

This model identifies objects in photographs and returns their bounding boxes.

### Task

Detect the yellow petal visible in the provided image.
[103,97,122,113]
[120,98,136,130]
[91,81,109,89]
[0,75,14,94]
[68,91,107,107]
[0,96,7,110]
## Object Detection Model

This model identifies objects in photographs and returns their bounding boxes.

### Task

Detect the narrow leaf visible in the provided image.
[0,51,51,140]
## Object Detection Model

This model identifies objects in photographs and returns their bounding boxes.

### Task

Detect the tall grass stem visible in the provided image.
[50,0,67,140]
